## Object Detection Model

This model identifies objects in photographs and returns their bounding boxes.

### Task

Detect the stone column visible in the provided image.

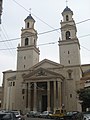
[54,81,56,112]
[28,82,31,111]
[57,81,62,110]
[26,83,28,108]
[33,82,37,111]
[47,81,50,111]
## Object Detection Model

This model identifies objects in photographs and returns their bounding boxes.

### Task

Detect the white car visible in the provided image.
[11,110,21,120]
[84,114,90,120]
[40,111,53,118]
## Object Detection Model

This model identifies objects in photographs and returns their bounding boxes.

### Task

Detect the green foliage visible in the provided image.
[77,88,90,108]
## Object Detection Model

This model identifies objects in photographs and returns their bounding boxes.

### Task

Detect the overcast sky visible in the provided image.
[0,0,90,85]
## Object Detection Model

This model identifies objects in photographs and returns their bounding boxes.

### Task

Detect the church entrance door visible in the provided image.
[42,95,47,112]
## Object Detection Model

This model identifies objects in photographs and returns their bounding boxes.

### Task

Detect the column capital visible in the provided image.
[56,78,62,82]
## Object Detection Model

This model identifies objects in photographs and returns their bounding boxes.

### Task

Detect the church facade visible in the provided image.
[2,6,90,113]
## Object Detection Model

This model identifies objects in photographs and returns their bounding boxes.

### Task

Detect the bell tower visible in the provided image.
[59,6,81,66]
[58,7,82,111]
[17,14,40,70]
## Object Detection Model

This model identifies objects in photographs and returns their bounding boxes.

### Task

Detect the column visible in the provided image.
[28,82,31,111]
[57,81,62,110]
[26,83,28,108]
[47,81,50,111]
[54,81,56,112]
[33,82,37,111]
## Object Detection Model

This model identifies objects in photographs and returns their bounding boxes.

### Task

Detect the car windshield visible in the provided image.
[66,111,78,115]
[11,111,20,117]
[66,112,74,115]
[42,111,48,114]
[13,111,19,115]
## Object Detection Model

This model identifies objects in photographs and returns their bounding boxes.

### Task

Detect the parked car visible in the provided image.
[83,113,90,120]
[49,109,65,119]
[0,112,19,120]
[0,112,6,119]
[11,111,22,120]
[34,111,41,118]
[63,111,84,120]
[26,111,37,117]
[40,111,53,118]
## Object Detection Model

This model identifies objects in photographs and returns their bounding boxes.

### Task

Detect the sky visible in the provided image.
[0,0,90,86]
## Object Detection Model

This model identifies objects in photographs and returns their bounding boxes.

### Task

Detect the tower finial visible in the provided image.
[29,8,31,14]
[66,0,68,7]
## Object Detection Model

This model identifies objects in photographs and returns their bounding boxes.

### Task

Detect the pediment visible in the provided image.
[23,67,64,81]
[21,30,36,37]
[21,31,33,36]
[61,24,76,29]
[30,59,63,70]
[7,75,16,81]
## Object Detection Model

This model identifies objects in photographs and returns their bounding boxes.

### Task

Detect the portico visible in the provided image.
[23,67,64,112]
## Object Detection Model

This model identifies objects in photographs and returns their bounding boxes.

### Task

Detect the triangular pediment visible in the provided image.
[7,75,16,81]
[61,24,76,29]
[21,31,34,36]
[29,59,63,70]
[23,67,64,81]
[21,29,36,36]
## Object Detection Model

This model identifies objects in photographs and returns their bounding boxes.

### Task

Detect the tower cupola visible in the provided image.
[62,6,73,22]
[24,14,35,29]
[62,6,73,15]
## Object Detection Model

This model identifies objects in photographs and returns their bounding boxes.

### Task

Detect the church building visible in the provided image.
[2,6,90,113]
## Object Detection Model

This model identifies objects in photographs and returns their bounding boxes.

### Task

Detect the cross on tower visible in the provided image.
[29,8,31,14]
[66,0,68,7]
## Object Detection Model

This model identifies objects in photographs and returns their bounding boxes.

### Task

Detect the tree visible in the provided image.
[77,88,90,111]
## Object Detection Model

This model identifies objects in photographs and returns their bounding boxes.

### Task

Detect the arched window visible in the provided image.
[27,22,29,28]
[66,15,69,21]
[68,72,71,78]
[68,51,70,54]
[25,38,29,46]
[66,31,71,40]
[67,69,73,79]
[68,60,70,64]
[34,39,36,45]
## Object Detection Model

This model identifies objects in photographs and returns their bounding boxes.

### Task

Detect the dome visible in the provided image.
[62,6,73,15]
[24,14,35,22]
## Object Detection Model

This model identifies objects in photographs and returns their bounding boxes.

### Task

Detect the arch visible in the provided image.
[66,31,71,40]
[27,22,29,28]
[25,38,29,46]
[34,39,36,45]
[67,69,73,79]
[66,15,69,21]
